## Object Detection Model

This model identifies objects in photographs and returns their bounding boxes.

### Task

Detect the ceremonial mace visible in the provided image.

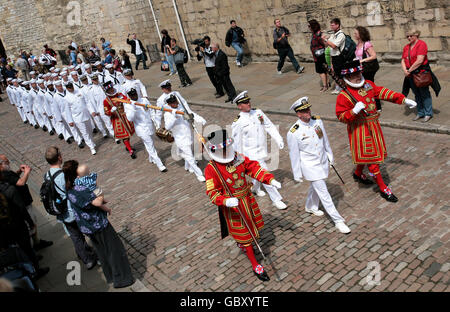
[323,63,369,116]
[174,94,280,280]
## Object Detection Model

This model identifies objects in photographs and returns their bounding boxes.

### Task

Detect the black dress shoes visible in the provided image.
[380,191,398,202]
[34,239,53,251]
[215,93,225,98]
[225,98,232,103]
[58,133,64,140]
[353,173,374,185]
[78,142,85,148]
[253,268,270,282]
[34,125,39,129]
[130,150,137,159]
[42,126,48,132]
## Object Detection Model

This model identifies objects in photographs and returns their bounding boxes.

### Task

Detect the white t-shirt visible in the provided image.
[328,30,345,57]
[135,39,142,56]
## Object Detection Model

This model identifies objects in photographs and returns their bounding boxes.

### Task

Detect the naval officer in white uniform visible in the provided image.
[286,96,350,234]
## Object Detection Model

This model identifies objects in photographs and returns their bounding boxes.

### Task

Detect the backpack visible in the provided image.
[340,34,357,62]
[39,170,67,216]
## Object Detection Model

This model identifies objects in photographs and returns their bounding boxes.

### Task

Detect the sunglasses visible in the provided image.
[406,35,416,38]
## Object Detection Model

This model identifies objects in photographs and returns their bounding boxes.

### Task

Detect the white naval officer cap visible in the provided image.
[123,68,133,76]
[79,73,88,80]
[54,80,62,86]
[105,63,113,69]
[90,73,99,80]
[164,92,179,104]
[232,90,251,105]
[290,96,311,112]
[83,63,91,69]
[158,79,171,88]
[93,61,102,67]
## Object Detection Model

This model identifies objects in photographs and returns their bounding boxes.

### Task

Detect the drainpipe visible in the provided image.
[147,0,162,42]
[171,0,191,61]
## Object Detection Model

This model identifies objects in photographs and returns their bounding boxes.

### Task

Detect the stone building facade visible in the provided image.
[0,0,448,64]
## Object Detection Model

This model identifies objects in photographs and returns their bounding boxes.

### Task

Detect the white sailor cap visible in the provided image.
[54,68,61,73]
[105,63,113,69]
[38,74,44,78]
[63,80,73,87]
[290,96,311,112]
[6,78,13,82]
[54,80,62,86]
[30,79,37,84]
[75,65,81,70]
[83,63,91,69]
[43,73,51,78]
[37,79,45,84]
[12,79,18,83]
[50,67,55,71]
[22,81,30,86]
[17,78,23,83]
[93,61,102,67]
[45,81,54,86]
[70,71,78,76]
[51,73,59,78]
[123,68,133,76]
[68,65,75,69]
[158,79,171,88]
[29,71,36,75]
[232,90,250,105]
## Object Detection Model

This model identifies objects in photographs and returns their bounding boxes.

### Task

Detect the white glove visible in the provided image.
[130,100,137,106]
[352,101,366,114]
[405,98,417,109]
[194,114,206,125]
[271,179,281,189]
[327,153,334,166]
[294,178,303,183]
[111,106,117,112]
[171,109,178,117]
[278,141,284,150]
[225,197,239,207]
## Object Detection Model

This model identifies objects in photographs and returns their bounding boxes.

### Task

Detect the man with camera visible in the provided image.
[196,36,224,98]
[126,33,148,71]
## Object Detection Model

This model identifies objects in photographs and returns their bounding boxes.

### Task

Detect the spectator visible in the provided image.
[0,154,53,251]
[119,50,133,76]
[100,38,112,52]
[63,159,135,288]
[126,33,148,70]
[90,42,101,57]
[44,146,98,269]
[103,50,112,64]
[308,19,329,92]
[322,18,346,94]
[354,26,381,110]
[160,29,176,75]
[0,171,49,280]
[166,38,192,87]
[68,46,77,66]
[86,50,101,64]
[27,52,37,70]
[401,29,441,123]
[2,64,18,79]
[225,20,246,67]
[43,44,57,58]
[211,43,236,103]
[109,49,122,72]
[70,40,78,50]
[77,47,86,64]
[198,36,224,97]
[38,49,56,71]
[272,19,305,75]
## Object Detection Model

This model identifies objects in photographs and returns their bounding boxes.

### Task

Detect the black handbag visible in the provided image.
[362,42,379,73]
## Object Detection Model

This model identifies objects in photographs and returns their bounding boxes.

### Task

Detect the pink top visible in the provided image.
[355,41,373,60]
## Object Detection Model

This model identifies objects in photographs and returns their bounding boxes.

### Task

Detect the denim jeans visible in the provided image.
[135,53,147,70]
[231,42,244,63]
[165,53,176,74]
[409,77,433,117]
[277,46,300,72]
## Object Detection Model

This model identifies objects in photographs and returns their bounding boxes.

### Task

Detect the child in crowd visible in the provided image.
[74,164,111,214]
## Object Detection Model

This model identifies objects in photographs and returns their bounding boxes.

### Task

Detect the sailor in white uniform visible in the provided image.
[122,69,148,100]
[286,96,350,234]
[231,91,287,210]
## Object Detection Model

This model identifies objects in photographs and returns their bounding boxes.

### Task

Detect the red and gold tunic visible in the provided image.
[335,80,405,164]
[205,154,274,246]
[103,93,135,139]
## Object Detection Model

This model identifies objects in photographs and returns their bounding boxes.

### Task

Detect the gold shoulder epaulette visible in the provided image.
[233,114,240,122]
[312,115,321,120]
[290,124,299,133]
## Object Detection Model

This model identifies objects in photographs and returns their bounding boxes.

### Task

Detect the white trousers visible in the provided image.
[100,114,115,137]
[305,179,345,224]
[16,106,27,122]
[91,114,107,136]
[252,159,282,203]
[75,120,96,149]
[26,111,36,126]
[135,126,163,167]
[56,120,72,140]
[177,144,203,177]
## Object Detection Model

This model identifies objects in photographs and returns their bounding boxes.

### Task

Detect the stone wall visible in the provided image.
[0,0,448,64]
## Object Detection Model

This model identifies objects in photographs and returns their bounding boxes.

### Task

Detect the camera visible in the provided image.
[192,38,206,51]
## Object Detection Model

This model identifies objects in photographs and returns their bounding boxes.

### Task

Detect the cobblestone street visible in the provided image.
[0,90,448,292]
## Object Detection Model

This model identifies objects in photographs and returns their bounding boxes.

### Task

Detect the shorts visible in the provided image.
[314,55,327,74]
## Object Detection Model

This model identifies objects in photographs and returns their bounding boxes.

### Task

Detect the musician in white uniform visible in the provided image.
[163,92,206,182]
[286,96,350,234]
[124,88,167,172]
[231,91,287,210]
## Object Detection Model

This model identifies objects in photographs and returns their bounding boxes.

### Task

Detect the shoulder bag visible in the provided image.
[361,42,379,74]
[408,44,432,88]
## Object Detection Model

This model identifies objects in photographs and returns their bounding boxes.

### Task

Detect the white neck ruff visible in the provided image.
[344,77,365,89]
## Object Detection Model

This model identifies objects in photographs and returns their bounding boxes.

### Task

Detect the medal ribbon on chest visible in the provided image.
[314,125,323,139]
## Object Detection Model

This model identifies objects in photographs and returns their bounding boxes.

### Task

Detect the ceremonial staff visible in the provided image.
[323,63,369,116]
[111,97,186,115]
[174,94,280,280]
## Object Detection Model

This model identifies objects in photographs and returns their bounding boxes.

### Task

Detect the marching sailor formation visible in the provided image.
[4,60,418,283]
